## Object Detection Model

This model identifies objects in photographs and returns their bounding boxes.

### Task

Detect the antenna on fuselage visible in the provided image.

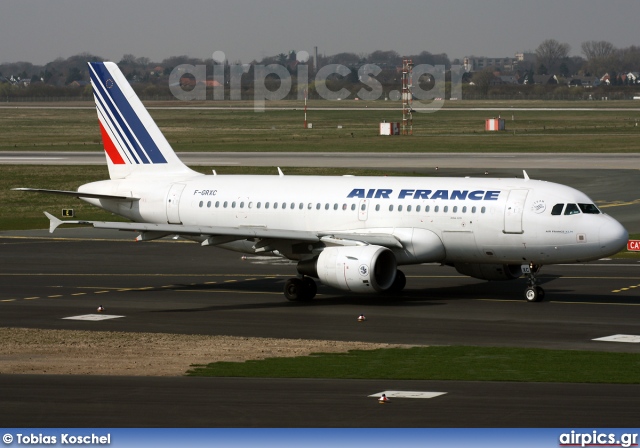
[277,167,284,177]
[523,170,530,181]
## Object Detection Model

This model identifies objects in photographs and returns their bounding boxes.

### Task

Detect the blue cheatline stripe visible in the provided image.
[93,85,138,164]
[89,65,149,164]
[90,62,167,163]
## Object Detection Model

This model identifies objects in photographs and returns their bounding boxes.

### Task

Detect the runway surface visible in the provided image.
[1,230,639,427]
[1,151,639,170]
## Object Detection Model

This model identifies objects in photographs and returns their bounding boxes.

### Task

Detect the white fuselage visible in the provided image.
[79,174,628,265]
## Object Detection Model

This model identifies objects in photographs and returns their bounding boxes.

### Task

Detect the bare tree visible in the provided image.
[535,39,571,73]
[581,40,615,60]
[618,45,640,73]
[580,40,618,75]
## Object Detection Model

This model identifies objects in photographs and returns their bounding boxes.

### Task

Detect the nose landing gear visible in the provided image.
[523,263,545,302]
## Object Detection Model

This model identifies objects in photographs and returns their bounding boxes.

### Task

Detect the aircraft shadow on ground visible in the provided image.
[139,272,637,314]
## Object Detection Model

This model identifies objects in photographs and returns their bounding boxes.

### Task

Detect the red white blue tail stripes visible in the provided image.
[89,62,167,165]
[89,62,197,180]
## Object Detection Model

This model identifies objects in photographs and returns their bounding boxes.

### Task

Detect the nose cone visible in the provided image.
[599,217,629,257]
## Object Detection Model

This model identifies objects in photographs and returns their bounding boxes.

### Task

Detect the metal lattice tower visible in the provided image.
[401,58,413,135]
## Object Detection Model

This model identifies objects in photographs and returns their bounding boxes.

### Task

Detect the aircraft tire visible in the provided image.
[301,277,317,301]
[389,270,406,292]
[524,286,542,302]
[284,278,304,301]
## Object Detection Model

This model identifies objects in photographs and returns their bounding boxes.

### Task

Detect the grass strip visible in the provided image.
[187,345,640,384]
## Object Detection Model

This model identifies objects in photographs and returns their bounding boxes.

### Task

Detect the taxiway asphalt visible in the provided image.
[1,231,639,427]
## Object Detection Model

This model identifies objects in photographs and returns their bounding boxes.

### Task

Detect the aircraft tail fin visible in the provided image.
[88,62,199,180]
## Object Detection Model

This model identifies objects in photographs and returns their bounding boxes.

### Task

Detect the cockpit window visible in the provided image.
[551,204,564,215]
[579,203,601,214]
[564,203,580,215]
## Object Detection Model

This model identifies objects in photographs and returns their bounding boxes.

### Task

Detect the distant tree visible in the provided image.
[524,69,535,84]
[537,64,548,76]
[535,39,570,73]
[618,45,640,72]
[558,62,570,78]
[470,69,495,95]
[367,50,401,66]
[326,52,361,67]
[566,56,586,76]
[581,40,615,60]
[119,54,137,65]
[65,67,83,85]
[136,57,150,67]
[407,51,450,69]
[581,41,617,76]
[42,69,53,83]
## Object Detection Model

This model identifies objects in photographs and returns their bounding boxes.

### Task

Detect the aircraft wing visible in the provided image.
[43,213,405,249]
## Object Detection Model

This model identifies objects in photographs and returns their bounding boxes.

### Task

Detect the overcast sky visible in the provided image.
[2,0,639,65]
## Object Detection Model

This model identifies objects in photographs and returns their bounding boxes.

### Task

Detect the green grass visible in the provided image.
[2,106,640,153]
[187,345,640,384]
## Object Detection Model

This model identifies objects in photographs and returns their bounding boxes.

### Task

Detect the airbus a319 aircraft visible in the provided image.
[15,62,629,302]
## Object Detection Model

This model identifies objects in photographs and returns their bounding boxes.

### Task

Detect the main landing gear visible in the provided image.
[284,276,317,302]
[523,263,545,303]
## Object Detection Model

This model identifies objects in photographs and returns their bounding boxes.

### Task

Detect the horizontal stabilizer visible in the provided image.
[44,212,92,233]
[13,188,138,201]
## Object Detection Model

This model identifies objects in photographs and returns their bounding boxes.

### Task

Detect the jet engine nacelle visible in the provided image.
[453,263,522,281]
[297,245,397,293]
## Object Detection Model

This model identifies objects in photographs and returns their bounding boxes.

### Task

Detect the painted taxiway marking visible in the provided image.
[598,198,640,208]
[178,289,285,296]
[62,314,124,321]
[612,284,640,293]
[0,157,65,160]
[593,334,640,343]
[369,391,447,399]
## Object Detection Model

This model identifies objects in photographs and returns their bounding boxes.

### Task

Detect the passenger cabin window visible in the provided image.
[564,203,580,215]
[551,204,564,215]
[579,203,601,214]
